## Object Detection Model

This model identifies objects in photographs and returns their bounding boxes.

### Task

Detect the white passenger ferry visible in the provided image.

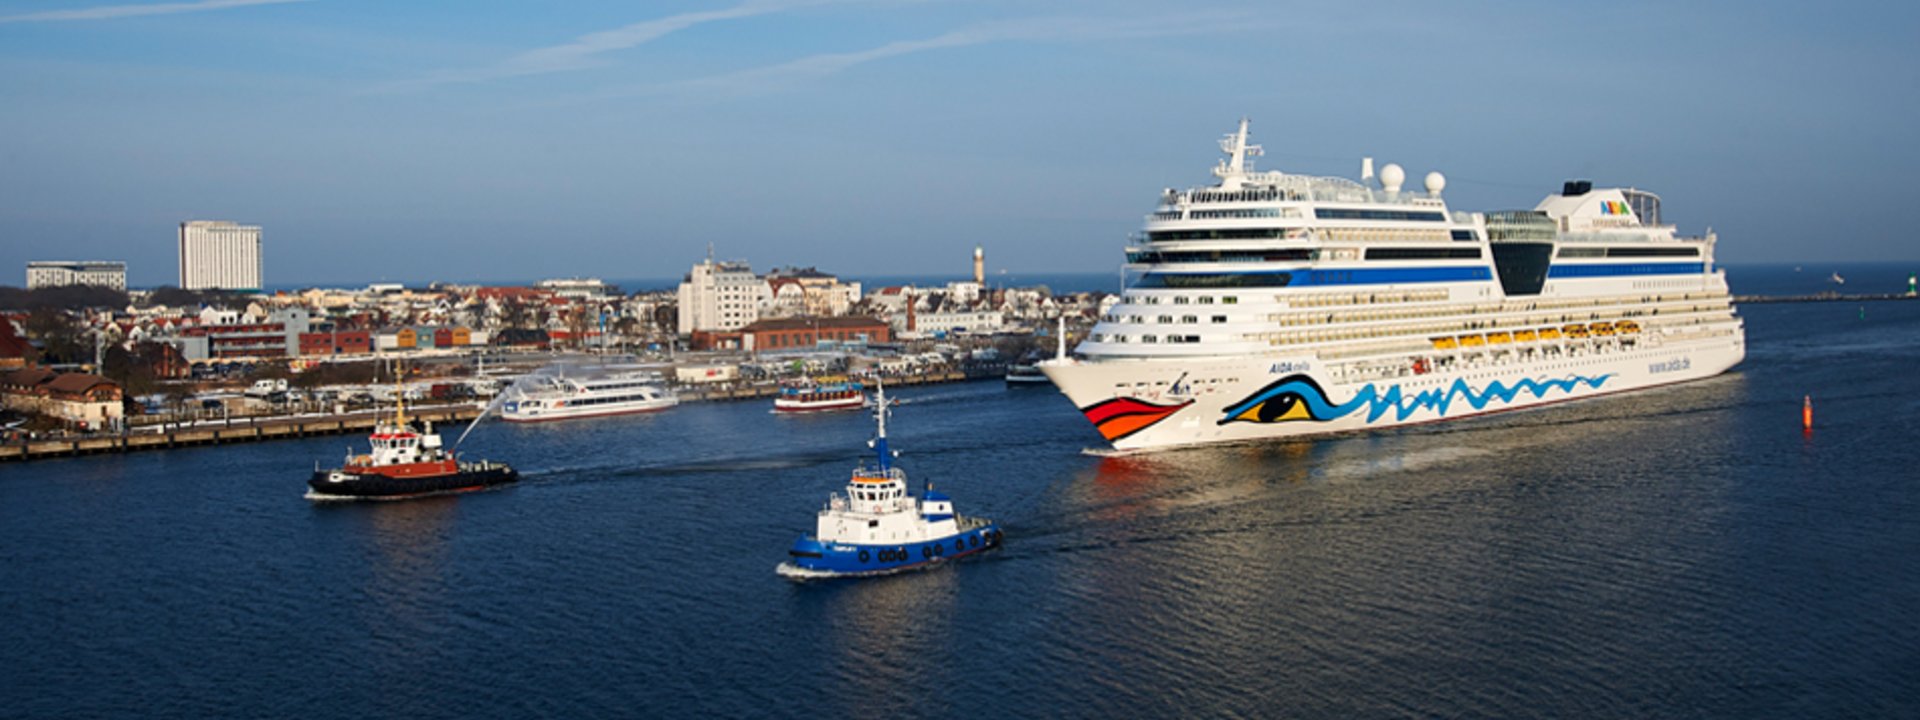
[1043,119,1746,451]
[499,369,678,423]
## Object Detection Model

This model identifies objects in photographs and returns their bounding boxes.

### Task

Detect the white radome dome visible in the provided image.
[1425,171,1446,195]
[1380,163,1406,192]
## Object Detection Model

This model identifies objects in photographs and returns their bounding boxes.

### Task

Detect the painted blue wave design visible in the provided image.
[1356,374,1614,423]
[1221,373,1614,426]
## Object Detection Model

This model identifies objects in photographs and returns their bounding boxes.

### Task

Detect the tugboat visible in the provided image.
[780,384,1001,577]
[307,384,517,500]
[773,375,867,413]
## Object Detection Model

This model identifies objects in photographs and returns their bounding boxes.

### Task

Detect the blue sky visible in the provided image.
[1,0,1915,287]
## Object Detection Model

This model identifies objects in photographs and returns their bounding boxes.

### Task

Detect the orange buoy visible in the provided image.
[1802,395,1814,432]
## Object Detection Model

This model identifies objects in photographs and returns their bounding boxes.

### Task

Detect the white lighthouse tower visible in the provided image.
[972,246,985,285]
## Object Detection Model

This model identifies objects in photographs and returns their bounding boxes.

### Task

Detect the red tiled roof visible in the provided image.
[2,367,56,388]
[45,373,116,394]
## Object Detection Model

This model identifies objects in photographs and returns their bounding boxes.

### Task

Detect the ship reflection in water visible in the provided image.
[321,497,462,662]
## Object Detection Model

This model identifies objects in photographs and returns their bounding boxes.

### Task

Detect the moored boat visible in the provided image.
[499,368,676,422]
[779,384,1001,578]
[1005,352,1051,385]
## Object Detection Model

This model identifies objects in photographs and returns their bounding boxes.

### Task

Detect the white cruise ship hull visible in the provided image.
[1044,331,1744,451]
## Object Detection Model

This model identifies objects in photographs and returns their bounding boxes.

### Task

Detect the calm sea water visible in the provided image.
[5,299,1920,718]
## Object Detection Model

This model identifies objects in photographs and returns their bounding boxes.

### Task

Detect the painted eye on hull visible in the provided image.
[1218,375,1337,425]
[1228,393,1313,423]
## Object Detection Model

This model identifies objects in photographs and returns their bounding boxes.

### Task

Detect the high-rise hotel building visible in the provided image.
[178,220,262,291]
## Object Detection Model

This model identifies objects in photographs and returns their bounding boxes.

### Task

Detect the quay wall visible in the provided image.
[1,369,979,463]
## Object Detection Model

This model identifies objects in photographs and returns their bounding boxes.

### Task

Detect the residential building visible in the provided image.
[26,261,128,291]
[178,220,263,291]
[166,308,311,361]
[677,257,766,334]
[764,266,861,317]
[0,368,124,431]
[298,330,372,356]
[535,277,616,301]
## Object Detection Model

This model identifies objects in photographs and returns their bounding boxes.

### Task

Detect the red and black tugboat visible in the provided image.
[307,388,516,500]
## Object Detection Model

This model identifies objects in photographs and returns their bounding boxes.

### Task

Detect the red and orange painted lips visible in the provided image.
[1079,397,1193,442]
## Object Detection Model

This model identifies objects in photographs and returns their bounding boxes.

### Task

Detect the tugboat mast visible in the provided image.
[871,382,891,471]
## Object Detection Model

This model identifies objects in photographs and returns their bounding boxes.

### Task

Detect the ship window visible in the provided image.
[1148,228,1289,242]
[1213,315,1227,323]
[868,519,879,527]
[1135,272,1292,289]
[1198,296,1214,304]
[1313,208,1447,222]
[1365,247,1483,261]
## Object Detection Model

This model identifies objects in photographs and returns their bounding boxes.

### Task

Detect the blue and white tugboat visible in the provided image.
[779,385,1001,578]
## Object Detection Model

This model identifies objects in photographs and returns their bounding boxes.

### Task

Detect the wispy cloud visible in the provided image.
[662,12,1264,96]
[387,0,843,92]
[0,0,310,24]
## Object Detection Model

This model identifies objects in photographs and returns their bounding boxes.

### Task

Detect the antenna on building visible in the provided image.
[706,243,715,265]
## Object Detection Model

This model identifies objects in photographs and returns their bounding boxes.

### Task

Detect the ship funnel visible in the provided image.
[1361,157,1375,185]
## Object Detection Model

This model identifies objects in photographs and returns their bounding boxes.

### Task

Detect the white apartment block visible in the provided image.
[178,220,262,291]
[27,261,127,291]
[677,259,767,334]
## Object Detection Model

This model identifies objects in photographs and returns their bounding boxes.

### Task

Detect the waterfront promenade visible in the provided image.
[0,368,975,462]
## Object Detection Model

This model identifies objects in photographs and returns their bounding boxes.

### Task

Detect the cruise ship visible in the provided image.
[499,369,678,422]
[1042,119,1746,451]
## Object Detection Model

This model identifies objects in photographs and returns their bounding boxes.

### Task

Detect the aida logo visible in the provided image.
[1600,200,1631,215]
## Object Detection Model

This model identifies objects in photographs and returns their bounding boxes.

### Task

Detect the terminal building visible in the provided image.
[26,261,127,291]
[178,220,262,291]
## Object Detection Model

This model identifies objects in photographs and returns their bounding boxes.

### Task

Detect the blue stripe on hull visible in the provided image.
[1290,266,1491,285]
[1548,262,1705,278]
[790,525,1001,576]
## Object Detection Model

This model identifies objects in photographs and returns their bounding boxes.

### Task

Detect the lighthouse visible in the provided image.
[973,246,985,285]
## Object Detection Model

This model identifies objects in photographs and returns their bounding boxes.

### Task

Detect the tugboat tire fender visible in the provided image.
[969,534,979,548]
[858,550,870,563]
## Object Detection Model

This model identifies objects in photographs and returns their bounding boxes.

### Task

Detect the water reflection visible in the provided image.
[319,497,462,655]
[815,570,962,720]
